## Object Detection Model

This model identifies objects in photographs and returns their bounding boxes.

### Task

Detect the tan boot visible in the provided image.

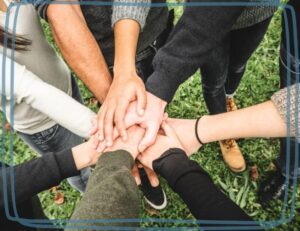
[226,96,238,111]
[220,97,246,172]
[219,139,246,172]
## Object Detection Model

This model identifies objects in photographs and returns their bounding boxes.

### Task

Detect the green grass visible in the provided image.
[1,3,300,231]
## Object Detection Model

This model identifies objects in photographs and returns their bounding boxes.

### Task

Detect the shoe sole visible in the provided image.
[144,189,167,210]
[229,165,247,173]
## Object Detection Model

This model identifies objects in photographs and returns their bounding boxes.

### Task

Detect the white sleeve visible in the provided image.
[1,56,96,138]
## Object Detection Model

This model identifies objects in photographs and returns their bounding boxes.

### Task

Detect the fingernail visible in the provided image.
[106,140,112,147]
[98,134,103,141]
[122,136,127,141]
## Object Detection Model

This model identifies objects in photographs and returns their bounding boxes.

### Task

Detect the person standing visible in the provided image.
[35,0,172,209]
[0,0,96,192]
[199,4,276,172]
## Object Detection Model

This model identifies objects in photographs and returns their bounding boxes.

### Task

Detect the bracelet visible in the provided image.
[195,117,205,145]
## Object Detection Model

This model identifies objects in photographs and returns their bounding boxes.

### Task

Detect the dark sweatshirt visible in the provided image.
[68,149,259,231]
[0,149,76,231]
[154,149,261,230]
[35,0,169,66]
[145,0,249,102]
[0,150,78,209]
[1,149,259,231]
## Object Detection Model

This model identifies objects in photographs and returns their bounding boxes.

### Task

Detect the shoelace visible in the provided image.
[226,99,236,112]
[223,139,236,149]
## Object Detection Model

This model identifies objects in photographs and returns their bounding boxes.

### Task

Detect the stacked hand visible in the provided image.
[97,73,146,146]
[90,76,203,185]
[138,121,184,170]
[97,78,167,152]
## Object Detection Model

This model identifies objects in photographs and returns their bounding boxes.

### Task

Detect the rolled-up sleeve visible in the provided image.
[111,0,151,29]
[271,84,300,142]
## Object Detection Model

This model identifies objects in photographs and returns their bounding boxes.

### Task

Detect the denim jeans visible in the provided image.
[276,0,300,179]
[201,17,272,115]
[18,75,90,193]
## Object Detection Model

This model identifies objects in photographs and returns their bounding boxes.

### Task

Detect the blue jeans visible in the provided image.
[18,75,90,193]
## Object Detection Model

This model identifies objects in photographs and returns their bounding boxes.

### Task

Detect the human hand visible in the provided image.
[96,92,167,152]
[132,92,167,152]
[72,137,101,170]
[97,73,146,146]
[104,125,145,160]
[138,121,183,170]
[131,163,160,187]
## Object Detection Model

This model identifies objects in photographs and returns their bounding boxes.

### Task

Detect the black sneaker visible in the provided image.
[258,170,288,207]
[138,168,167,210]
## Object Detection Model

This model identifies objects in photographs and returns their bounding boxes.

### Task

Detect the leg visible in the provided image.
[201,39,229,115]
[225,17,273,95]
[201,38,246,172]
[17,76,90,193]
[259,0,300,205]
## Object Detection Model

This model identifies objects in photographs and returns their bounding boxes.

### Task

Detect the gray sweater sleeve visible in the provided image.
[271,83,300,142]
[111,0,151,29]
[65,150,140,231]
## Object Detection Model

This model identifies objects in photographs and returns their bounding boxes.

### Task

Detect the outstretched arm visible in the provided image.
[66,126,145,230]
[44,1,112,103]
[138,122,255,226]
[97,0,151,148]
[1,56,96,138]
[168,99,289,156]
[0,139,99,209]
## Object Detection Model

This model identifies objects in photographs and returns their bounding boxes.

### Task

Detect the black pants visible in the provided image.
[277,0,300,179]
[201,17,272,115]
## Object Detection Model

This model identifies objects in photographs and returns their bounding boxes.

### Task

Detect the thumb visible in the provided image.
[132,163,141,185]
[138,124,158,152]
[161,121,177,139]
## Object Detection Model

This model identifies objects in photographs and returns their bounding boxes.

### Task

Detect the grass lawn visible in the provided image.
[1,2,300,231]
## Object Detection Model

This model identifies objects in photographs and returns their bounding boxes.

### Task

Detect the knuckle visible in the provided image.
[104,118,112,127]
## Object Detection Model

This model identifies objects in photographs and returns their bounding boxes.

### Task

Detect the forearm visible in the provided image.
[169,100,288,154]
[47,4,112,103]
[27,79,96,139]
[112,0,150,29]
[1,56,96,138]
[153,149,252,222]
[0,149,78,208]
[113,19,140,73]
[68,150,139,230]
[199,101,287,143]
[112,0,151,72]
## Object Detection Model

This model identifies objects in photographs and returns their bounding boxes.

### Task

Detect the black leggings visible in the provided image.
[201,17,272,115]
